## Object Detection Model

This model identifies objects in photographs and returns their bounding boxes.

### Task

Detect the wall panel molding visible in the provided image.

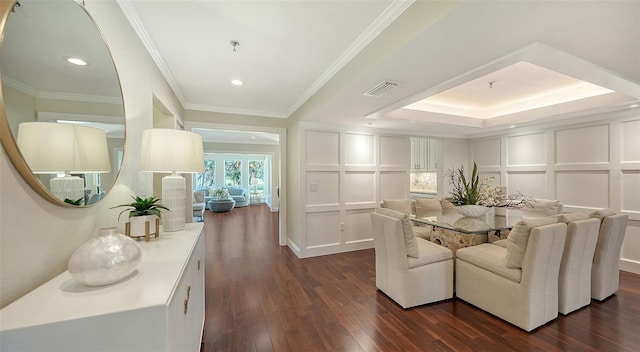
[299,127,409,257]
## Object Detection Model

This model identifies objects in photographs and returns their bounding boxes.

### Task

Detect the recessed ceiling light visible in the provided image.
[251,136,256,139]
[231,79,243,86]
[509,125,516,128]
[64,56,87,66]
[630,104,639,108]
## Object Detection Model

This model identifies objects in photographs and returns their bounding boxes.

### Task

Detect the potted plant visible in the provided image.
[212,187,229,200]
[112,196,170,240]
[447,162,534,217]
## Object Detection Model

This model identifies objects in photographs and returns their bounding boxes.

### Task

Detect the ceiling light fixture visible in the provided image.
[509,125,516,128]
[231,79,243,86]
[630,104,639,108]
[64,56,87,66]
[230,40,239,52]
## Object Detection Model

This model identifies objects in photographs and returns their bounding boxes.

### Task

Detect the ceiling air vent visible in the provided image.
[363,81,398,97]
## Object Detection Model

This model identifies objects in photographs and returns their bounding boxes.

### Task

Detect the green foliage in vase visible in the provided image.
[212,187,229,200]
[111,196,170,222]
[64,197,84,206]
[446,162,480,205]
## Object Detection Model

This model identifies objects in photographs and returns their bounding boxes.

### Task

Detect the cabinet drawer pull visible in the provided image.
[184,285,192,314]
[197,259,201,271]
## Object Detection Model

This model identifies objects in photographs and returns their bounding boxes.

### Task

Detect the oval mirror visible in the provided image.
[0,0,125,207]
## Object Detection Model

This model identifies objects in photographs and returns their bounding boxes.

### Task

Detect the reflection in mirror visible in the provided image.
[0,0,124,206]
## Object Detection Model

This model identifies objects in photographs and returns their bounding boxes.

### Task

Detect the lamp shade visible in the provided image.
[139,129,204,173]
[16,122,111,174]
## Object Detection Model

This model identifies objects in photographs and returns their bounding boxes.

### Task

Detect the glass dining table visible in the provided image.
[411,207,525,254]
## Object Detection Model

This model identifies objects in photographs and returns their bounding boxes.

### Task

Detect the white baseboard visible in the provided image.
[287,239,301,257]
[620,258,640,275]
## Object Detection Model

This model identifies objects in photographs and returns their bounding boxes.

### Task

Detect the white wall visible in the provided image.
[470,110,640,274]
[0,0,183,307]
[290,124,410,257]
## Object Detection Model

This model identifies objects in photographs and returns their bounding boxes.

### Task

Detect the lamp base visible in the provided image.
[50,175,84,202]
[162,175,186,232]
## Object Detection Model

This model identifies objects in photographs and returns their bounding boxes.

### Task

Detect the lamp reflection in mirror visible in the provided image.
[16,122,111,202]
[139,129,204,232]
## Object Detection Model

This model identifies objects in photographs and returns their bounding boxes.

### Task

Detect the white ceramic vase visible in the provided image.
[68,227,142,286]
[455,204,490,217]
[128,215,158,237]
[494,207,507,216]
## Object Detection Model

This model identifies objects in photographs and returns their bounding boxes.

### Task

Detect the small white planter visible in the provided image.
[126,215,159,241]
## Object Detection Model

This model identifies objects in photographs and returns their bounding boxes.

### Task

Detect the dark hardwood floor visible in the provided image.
[202,205,640,351]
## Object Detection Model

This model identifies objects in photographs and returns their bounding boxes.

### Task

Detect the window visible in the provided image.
[410,137,438,193]
[194,160,215,189]
[249,160,265,197]
[224,160,241,186]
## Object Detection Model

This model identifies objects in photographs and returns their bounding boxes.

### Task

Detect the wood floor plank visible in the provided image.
[202,205,640,351]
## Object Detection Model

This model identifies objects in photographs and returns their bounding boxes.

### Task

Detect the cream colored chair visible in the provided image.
[521,198,564,218]
[380,198,456,240]
[192,190,206,222]
[456,219,567,331]
[371,208,453,309]
[556,214,600,314]
[589,210,628,301]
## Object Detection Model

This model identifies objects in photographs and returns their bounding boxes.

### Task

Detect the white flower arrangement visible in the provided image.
[447,163,535,209]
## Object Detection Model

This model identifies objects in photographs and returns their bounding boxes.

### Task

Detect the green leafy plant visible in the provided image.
[64,197,84,206]
[111,196,170,222]
[447,163,535,208]
[212,187,229,200]
[446,162,480,205]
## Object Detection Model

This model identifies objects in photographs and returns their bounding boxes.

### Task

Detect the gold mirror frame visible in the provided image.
[0,0,125,207]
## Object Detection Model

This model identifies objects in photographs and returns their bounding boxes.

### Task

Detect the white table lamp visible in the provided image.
[17,122,111,202]
[139,129,204,232]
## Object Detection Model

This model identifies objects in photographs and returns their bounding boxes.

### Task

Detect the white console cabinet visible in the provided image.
[0,223,205,352]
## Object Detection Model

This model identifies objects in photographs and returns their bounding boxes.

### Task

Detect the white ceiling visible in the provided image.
[118,0,640,138]
[3,1,639,143]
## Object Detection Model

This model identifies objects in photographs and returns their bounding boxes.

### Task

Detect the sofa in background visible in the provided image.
[227,187,248,207]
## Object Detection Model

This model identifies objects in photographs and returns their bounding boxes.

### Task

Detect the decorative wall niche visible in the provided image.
[306,211,340,248]
[380,135,409,167]
[345,209,374,244]
[621,171,640,213]
[506,172,546,199]
[507,132,546,166]
[380,172,408,200]
[306,130,339,165]
[555,125,609,165]
[345,172,375,204]
[556,171,609,209]
[306,171,339,206]
[472,138,501,167]
[621,119,640,163]
[345,133,374,166]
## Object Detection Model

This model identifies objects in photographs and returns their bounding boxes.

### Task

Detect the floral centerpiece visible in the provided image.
[212,187,230,200]
[447,163,534,216]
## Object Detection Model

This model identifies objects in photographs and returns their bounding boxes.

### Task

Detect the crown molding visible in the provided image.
[286,0,414,117]
[116,0,186,105]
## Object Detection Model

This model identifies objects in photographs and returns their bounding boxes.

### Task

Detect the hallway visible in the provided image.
[201,205,640,351]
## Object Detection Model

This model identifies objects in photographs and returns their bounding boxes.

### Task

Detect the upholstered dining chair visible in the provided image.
[520,198,564,218]
[590,210,628,301]
[371,208,453,308]
[456,219,567,331]
[556,214,600,314]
